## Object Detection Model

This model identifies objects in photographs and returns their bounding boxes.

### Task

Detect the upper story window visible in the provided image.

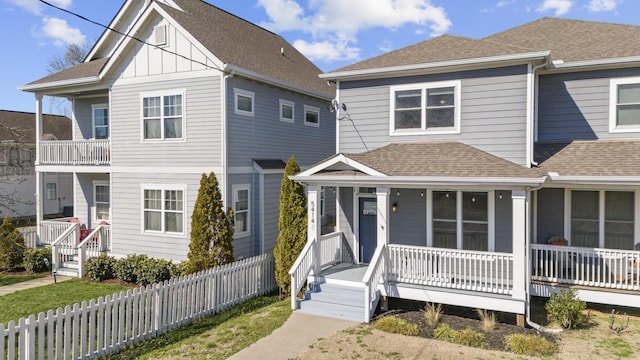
[234,88,254,117]
[280,99,295,123]
[610,77,640,133]
[304,105,319,127]
[92,104,109,139]
[141,90,184,141]
[390,80,461,135]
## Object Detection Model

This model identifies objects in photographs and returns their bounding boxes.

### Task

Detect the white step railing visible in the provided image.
[40,218,77,246]
[363,244,386,323]
[51,223,80,274]
[288,239,315,310]
[77,224,111,278]
[387,244,513,295]
[39,139,110,165]
[319,231,342,268]
[531,244,640,290]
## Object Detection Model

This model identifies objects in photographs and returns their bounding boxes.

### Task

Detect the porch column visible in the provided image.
[35,95,43,239]
[307,186,322,274]
[511,190,526,301]
[376,188,390,246]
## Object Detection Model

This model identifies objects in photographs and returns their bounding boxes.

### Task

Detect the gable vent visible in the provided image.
[154,25,167,46]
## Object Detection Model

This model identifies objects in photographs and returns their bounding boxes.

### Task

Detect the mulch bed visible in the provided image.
[373,297,558,351]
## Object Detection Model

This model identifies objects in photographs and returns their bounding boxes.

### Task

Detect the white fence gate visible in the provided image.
[1,254,275,359]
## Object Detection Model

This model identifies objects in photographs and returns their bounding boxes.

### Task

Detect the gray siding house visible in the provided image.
[289,18,640,323]
[19,0,335,275]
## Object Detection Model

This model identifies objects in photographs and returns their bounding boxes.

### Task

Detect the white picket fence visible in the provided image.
[0,253,275,359]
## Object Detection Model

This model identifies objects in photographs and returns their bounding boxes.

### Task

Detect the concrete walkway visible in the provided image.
[0,275,73,296]
[228,312,358,360]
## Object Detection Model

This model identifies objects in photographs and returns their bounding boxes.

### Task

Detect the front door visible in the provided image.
[359,198,377,263]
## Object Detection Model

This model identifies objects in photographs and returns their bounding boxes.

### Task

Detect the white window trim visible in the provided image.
[279,99,295,123]
[140,89,186,142]
[46,182,57,201]
[91,103,109,140]
[304,105,320,127]
[232,184,251,238]
[609,77,640,133]
[140,184,187,237]
[389,80,461,136]
[93,180,110,223]
[234,88,255,117]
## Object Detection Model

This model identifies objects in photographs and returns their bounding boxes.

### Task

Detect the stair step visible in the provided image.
[306,284,364,307]
[298,299,364,323]
[55,267,78,277]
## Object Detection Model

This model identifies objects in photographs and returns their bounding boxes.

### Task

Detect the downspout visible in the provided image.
[221,70,235,209]
[524,182,562,333]
[527,59,549,167]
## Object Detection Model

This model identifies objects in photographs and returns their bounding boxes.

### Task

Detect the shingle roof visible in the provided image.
[342,142,542,178]
[536,140,640,177]
[26,0,332,98]
[0,110,72,142]
[484,17,640,63]
[253,159,286,170]
[331,35,535,73]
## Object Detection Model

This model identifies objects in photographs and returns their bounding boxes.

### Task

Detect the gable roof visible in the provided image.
[0,110,72,143]
[483,17,640,64]
[22,0,332,98]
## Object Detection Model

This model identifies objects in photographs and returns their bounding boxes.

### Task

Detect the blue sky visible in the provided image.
[1,0,638,115]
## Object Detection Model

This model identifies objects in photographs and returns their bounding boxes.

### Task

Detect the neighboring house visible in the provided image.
[19,0,335,276]
[0,110,73,218]
[289,18,640,323]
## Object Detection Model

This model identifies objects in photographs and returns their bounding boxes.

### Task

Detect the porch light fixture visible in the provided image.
[392,202,398,213]
[499,192,503,199]
[420,191,424,197]
[396,190,400,196]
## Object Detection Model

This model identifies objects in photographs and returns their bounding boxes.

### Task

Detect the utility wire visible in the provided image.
[38,0,223,72]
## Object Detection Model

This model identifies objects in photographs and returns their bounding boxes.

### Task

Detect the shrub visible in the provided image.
[433,324,458,342]
[545,288,587,329]
[23,247,52,273]
[84,255,117,281]
[476,308,497,332]
[114,254,149,283]
[0,217,26,271]
[373,316,418,336]
[434,324,485,348]
[135,258,177,286]
[506,334,557,356]
[424,302,442,327]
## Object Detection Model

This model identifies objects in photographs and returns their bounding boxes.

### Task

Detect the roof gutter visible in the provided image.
[320,51,550,81]
[547,172,640,185]
[550,56,640,71]
[18,76,101,93]
[224,64,333,101]
[290,175,547,188]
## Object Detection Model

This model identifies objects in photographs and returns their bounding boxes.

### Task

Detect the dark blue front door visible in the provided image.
[359,198,377,263]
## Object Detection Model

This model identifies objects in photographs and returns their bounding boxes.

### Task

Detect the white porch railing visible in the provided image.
[289,239,315,310]
[40,218,77,246]
[531,244,640,290]
[18,226,38,248]
[77,224,111,278]
[39,139,111,165]
[319,231,342,268]
[387,244,514,295]
[363,244,386,323]
[51,223,80,274]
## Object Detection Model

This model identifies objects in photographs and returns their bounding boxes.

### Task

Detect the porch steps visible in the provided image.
[56,255,79,277]
[298,281,369,323]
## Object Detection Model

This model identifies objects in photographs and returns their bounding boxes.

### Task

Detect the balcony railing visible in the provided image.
[39,139,110,165]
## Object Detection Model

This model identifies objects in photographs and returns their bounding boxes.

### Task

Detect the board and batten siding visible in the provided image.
[73,97,108,140]
[535,188,565,244]
[338,65,529,165]
[109,75,222,168]
[537,68,640,142]
[389,189,427,246]
[226,76,335,168]
[261,173,282,255]
[338,187,355,262]
[494,191,513,253]
[109,172,200,261]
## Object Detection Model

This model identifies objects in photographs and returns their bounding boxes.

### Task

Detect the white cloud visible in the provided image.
[587,0,619,12]
[258,0,451,63]
[41,17,85,46]
[7,0,72,15]
[496,0,516,8]
[536,0,573,16]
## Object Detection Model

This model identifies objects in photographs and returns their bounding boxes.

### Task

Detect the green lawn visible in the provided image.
[0,278,128,325]
[0,274,46,287]
[108,295,291,360]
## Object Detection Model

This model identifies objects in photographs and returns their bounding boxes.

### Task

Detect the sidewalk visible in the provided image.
[228,312,358,360]
[0,275,73,296]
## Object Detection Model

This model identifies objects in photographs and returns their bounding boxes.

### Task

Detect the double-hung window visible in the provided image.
[391,80,461,134]
[431,190,492,251]
[143,186,185,234]
[233,185,250,237]
[92,104,109,139]
[94,182,110,221]
[46,183,57,201]
[610,77,640,132]
[142,91,184,140]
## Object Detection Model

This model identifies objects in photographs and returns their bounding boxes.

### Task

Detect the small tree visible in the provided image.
[186,172,234,274]
[0,217,26,271]
[274,156,307,295]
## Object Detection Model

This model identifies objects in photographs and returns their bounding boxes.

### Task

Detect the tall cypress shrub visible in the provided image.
[0,216,25,271]
[186,172,234,274]
[274,156,307,295]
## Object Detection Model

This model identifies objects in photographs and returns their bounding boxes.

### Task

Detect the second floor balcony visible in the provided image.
[39,139,111,166]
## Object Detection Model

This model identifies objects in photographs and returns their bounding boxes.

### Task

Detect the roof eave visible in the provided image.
[320,51,551,81]
[548,56,640,71]
[225,64,333,100]
[547,173,640,185]
[18,76,102,93]
[290,175,547,188]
